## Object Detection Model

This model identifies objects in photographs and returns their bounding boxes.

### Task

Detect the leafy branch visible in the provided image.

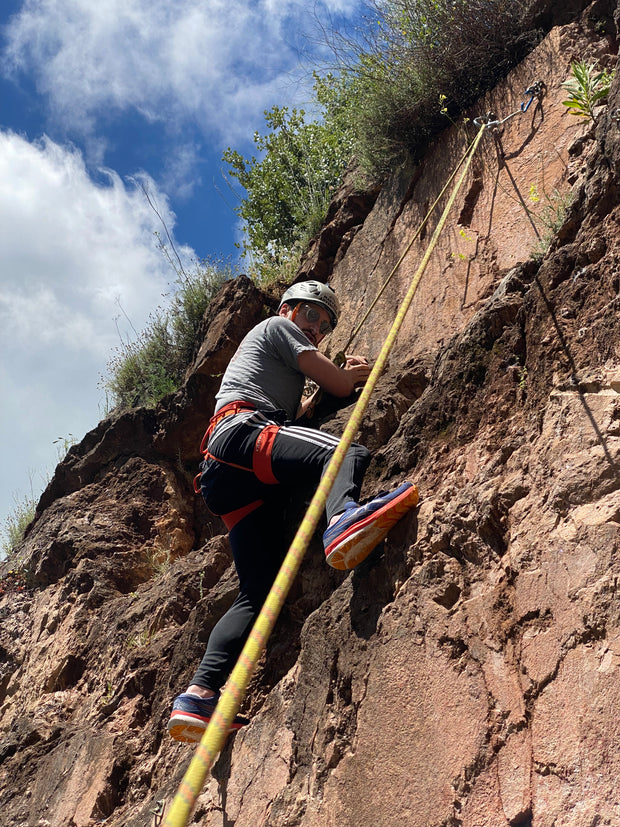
[562,60,615,124]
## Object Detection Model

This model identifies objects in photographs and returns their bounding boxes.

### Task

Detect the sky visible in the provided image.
[0,0,366,537]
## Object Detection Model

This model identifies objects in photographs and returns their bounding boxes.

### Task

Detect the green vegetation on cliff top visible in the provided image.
[101,0,541,414]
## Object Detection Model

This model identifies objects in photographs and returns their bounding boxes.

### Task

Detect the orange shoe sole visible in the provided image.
[168,711,248,743]
[325,483,419,570]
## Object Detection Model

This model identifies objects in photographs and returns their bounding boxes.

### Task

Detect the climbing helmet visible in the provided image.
[278,280,340,329]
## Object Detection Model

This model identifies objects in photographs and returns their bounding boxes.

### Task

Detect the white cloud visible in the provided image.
[159,142,204,201]
[0,0,367,537]
[0,129,187,523]
[2,0,363,141]
[0,132,178,353]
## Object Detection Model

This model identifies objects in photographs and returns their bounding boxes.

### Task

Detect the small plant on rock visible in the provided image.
[1,490,36,562]
[125,628,152,649]
[530,186,573,262]
[562,60,615,124]
[147,544,172,576]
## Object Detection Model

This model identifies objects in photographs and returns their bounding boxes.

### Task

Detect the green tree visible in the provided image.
[222,2,536,276]
[223,73,355,274]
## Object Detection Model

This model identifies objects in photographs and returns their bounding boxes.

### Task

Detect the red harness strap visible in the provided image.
[194,400,281,495]
[252,424,280,484]
[193,401,256,493]
[198,400,256,455]
[220,498,264,530]
[194,402,272,528]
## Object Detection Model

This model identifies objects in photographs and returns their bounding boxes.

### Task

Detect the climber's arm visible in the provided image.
[297,350,371,397]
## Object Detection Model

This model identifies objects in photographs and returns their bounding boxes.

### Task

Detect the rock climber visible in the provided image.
[168,280,418,742]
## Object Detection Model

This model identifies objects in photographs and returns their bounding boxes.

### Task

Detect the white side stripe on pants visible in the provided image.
[280,425,341,447]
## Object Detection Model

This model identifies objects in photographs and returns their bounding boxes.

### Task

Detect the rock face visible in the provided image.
[2,3,620,826]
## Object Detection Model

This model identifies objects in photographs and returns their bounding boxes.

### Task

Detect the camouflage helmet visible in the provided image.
[278,280,340,328]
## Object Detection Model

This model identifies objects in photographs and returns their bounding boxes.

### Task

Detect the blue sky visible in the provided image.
[0,0,365,538]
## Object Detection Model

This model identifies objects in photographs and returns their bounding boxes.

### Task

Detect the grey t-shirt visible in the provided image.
[215,316,317,420]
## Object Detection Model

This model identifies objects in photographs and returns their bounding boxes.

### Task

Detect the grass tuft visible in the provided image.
[101,258,232,411]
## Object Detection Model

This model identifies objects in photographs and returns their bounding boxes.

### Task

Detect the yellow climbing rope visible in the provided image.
[163,121,487,827]
[340,126,482,358]
[337,81,545,360]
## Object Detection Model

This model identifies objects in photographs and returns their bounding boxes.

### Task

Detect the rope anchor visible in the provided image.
[521,80,546,112]
[474,80,546,130]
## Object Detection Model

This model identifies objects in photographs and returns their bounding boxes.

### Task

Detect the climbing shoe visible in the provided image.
[167,693,249,743]
[323,481,419,571]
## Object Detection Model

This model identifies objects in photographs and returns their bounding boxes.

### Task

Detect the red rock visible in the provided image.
[1,5,620,826]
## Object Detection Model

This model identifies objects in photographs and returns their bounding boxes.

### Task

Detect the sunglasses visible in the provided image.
[298,303,333,336]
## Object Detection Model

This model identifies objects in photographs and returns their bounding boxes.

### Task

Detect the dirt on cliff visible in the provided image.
[2,3,620,826]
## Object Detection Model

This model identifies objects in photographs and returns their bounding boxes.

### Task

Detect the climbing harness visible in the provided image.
[193,400,284,527]
[163,121,487,827]
[199,401,256,455]
[218,499,264,531]
[193,401,257,493]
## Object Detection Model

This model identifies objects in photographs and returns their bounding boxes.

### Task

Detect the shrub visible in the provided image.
[102,258,232,410]
[341,0,536,176]
[222,73,356,278]
[0,438,77,561]
[1,491,36,561]
[529,186,574,262]
[222,2,540,279]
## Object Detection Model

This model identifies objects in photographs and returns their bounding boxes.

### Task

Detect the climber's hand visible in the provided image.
[343,354,371,387]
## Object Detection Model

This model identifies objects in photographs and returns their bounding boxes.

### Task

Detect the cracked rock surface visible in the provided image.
[1,3,620,826]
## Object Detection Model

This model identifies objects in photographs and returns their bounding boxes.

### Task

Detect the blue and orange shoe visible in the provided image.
[168,693,250,743]
[323,481,419,570]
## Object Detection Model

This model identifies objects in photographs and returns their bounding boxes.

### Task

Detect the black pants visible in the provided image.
[190,410,371,692]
